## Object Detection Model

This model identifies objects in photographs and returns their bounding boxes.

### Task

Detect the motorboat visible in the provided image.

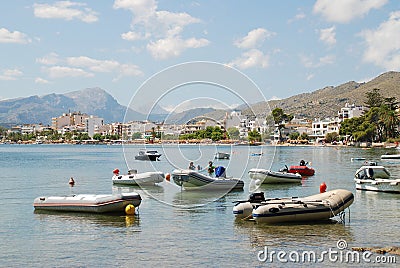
[354,164,400,193]
[288,160,315,176]
[172,168,244,191]
[233,189,354,223]
[214,152,230,160]
[249,168,302,184]
[134,149,161,161]
[33,192,142,214]
[112,168,164,186]
[351,157,366,162]
[381,154,400,159]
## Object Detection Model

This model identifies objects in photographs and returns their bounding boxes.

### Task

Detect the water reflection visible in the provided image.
[34,210,141,228]
[234,219,354,249]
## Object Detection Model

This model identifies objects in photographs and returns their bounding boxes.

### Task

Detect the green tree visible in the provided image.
[289,131,300,140]
[248,129,261,143]
[271,108,293,141]
[227,127,240,140]
[325,132,339,143]
[132,132,142,140]
[300,132,309,140]
[93,133,104,141]
[365,88,383,108]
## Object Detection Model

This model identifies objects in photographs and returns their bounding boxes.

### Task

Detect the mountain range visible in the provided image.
[0,71,399,126]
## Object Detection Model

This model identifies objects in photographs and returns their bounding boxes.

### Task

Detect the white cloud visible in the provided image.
[35,77,50,84]
[0,68,23,80]
[234,28,275,49]
[36,52,61,65]
[121,31,149,41]
[45,66,94,78]
[318,26,336,46]
[313,0,387,23]
[33,1,99,23]
[0,28,31,44]
[361,11,400,69]
[228,49,270,69]
[147,37,209,60]
[113,0,209,59]
[300,54,335,68]
[37,54,143,79]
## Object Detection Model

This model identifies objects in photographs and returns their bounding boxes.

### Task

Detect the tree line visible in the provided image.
[340,88,399,143]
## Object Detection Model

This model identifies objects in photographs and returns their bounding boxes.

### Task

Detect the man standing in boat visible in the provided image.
[207,161,215,176]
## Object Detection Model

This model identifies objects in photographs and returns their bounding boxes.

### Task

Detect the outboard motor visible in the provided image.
[215,166,226,178]
[249,192,265,203]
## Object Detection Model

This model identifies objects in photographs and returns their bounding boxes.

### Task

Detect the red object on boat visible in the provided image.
[288,165,315,176]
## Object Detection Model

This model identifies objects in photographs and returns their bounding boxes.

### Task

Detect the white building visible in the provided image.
[311,118,340,140]
[85,116,104,138]
[338,103,366,121]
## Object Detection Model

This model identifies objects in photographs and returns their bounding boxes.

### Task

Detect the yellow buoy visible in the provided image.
[125,204,135,215]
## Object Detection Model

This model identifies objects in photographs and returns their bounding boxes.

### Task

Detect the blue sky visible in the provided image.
[1,0,399,113]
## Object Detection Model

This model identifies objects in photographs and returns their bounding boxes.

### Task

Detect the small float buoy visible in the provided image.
[113,168,119,175]
[68,177,75,186]
[165,173,171,181]
[320,182,327,193]
[125,204,135,215]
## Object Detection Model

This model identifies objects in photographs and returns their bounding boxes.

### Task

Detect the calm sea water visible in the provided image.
[0,144,399,267]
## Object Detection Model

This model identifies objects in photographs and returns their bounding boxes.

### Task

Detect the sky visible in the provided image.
[1,0,400,114]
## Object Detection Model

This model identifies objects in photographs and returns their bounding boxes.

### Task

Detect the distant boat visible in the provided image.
[112,169,164,186]
[249,168,302,184]
[33,192,142,214]
[172,168,244,191]
[354,164,400,193]
[351,157,366,162]
[214,152,230,159]
[134,149,161,161]
[381,154,400,159]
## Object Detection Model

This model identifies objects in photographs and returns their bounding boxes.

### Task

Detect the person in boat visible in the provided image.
[299,160,307,166]
[188,162,196,170]
[207,161,215,176]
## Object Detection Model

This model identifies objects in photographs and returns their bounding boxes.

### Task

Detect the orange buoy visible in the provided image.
[69,177,75,186]
[165,173,171,181]
[320,182,327,193]
[113,168,119,175]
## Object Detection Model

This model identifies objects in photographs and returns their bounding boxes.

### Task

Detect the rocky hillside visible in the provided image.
[244,71,400,119]
[0,88,144,125]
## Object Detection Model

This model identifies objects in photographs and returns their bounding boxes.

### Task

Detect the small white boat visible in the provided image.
[233,189,354,223]
[135,149,161,161]
[381,154,400,159]
[351,157,366,162]
[172,169,244,191]
[214,152,230,159]
[112,169,164,186]
[33,192,142,214]
[354,164,400,193]
[249,168,302,184]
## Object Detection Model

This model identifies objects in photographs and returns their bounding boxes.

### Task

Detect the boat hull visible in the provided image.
[215,152,230,159]
[234,189,354,223]
[249,168,302,183]
[112,172,164,185]
[355,179,400,193]
[381,154,400,159]
[172,169,244,191]
[288,165,315,176]
[134,155,161,161]
[33,193,142,214]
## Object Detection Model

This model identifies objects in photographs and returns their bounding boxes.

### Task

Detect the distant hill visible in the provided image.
[1,71,399,126]
[243,71,400,119]
[0,88,145,125]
